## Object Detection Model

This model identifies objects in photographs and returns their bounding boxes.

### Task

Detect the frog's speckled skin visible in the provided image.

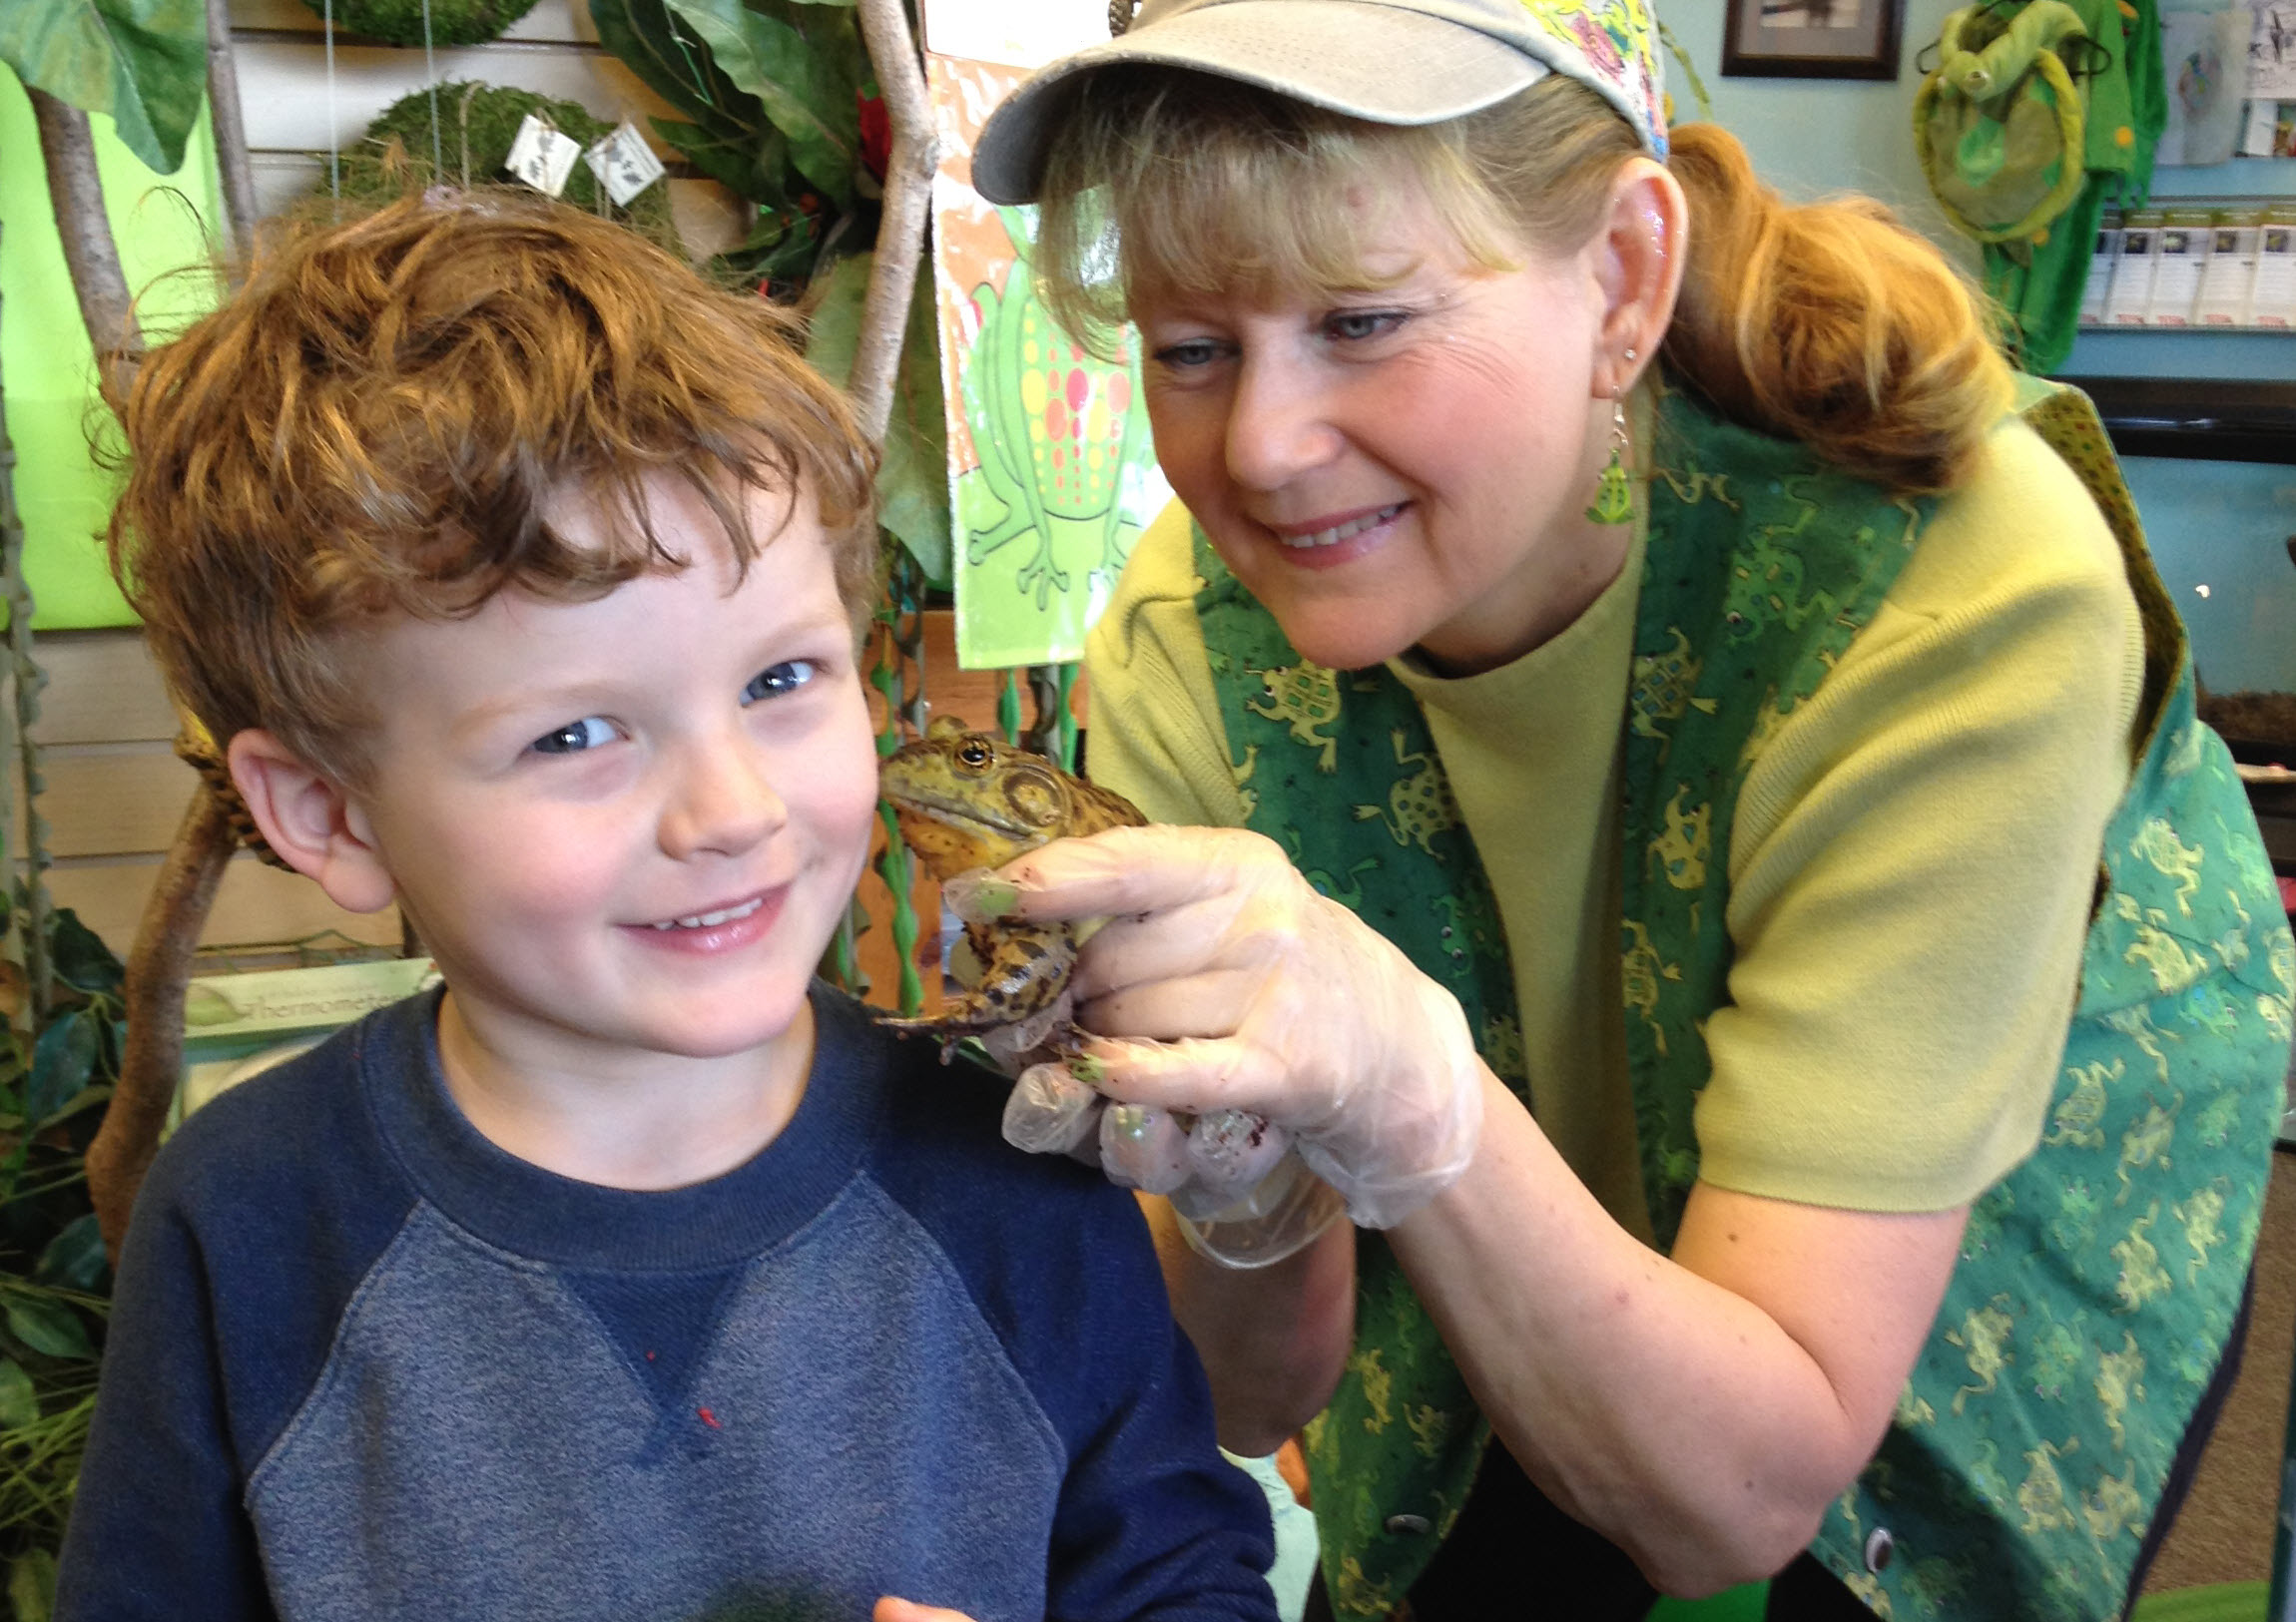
[878,719,1144,1046]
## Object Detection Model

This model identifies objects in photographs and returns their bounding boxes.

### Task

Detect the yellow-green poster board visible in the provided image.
[1,65,222,629]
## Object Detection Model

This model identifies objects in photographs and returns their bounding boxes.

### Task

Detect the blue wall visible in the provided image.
[1661,0,2296,693]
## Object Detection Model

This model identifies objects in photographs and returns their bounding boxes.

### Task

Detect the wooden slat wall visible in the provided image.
[227,0,746,256]
[25,629,405,954]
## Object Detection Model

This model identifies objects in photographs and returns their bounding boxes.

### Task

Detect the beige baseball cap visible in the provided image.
[969,0,1667,205]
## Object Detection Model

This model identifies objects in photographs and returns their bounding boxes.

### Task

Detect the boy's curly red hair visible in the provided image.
[107,189,878,787]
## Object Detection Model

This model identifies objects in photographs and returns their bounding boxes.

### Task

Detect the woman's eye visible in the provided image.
[1325,309,1406,343]
[1150,337,1225,370]
[744,660,818,703]
[530,717,618,756]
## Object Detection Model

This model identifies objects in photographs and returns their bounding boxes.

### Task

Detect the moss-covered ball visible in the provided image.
[332,83,683,257]
[303,0,540,49]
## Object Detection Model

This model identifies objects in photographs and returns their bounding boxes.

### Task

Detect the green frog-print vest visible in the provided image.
[1192,379,2290,1621]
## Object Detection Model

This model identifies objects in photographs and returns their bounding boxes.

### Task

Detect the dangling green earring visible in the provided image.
[1586,393,1633,525]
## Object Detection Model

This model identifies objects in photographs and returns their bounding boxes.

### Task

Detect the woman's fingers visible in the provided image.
[1099,1103,1193,1193]
[1072,967,1263,1040]
[1069,1031,1294,1119]
[992,823,1290,925]
[1001,1063,1103,1155]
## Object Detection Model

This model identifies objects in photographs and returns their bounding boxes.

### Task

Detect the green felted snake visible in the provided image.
[1915,0,2092,244]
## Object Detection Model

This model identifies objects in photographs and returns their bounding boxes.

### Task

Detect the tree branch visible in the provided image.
[88,788,235,1262]
[849,0,937,444]
[27,88,144,377]
[206,0,258,259]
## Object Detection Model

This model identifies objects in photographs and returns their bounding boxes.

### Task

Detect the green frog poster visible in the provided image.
[924,48,1170,669]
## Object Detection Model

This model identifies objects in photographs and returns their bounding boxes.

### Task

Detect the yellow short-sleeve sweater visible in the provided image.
[1082,415,2145,1238]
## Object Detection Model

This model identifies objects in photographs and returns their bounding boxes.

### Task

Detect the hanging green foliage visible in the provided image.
[299,0,542,49]
[804,252,951,588]
[588,0,876,291]
[0,900,127,1619]
[654,0,863,208]
[335,82,683,255]
[0,0,208,176]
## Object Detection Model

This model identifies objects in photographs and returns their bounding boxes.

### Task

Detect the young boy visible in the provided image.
[57,193,1277,1622]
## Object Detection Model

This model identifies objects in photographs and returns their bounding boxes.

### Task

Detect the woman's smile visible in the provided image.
[1135,187,1624,675]
[1267,497,1405,562]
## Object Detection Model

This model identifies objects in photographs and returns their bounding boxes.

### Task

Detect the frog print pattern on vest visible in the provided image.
[1195,528,1525,1614]
[1195,378,2286,1621]
[1616,383,2286,1622]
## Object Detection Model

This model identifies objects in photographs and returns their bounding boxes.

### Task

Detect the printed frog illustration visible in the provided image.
[959,208,1153,611]
[1246,660,1344,773]
[877,717,1145,1056]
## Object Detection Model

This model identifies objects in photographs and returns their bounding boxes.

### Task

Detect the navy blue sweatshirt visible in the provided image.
[58,985,1276,1621]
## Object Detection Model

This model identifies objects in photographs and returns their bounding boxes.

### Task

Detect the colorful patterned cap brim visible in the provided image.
[969,0,1667,206]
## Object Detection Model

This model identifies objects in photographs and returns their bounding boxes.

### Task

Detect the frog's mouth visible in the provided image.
[880,791,1045,844]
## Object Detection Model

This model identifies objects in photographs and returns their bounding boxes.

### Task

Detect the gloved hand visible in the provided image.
[997,1063,1349,1269]
[951,823,1485,1251]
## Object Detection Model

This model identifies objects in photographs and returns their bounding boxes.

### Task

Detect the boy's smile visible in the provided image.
[320,478,878,1180]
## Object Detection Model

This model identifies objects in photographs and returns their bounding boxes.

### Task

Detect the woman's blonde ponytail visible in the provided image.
[1659,121,2014,493]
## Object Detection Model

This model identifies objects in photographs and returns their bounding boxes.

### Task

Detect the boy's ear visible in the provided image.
[225,731,397,915]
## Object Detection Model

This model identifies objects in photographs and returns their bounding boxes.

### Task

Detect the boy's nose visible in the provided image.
[1224,354,1343,491]
[659,741,786,861]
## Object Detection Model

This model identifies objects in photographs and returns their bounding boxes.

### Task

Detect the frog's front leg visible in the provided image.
[951,918,1077,1050]
[883,918,1079,1061]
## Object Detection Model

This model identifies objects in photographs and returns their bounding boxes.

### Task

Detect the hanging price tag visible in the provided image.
[584,123,667,207]
[504,113,582,198]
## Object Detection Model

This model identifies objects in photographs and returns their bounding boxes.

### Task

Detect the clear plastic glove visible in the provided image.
[954,823,1484,1246]
[997,1065,1343,1268]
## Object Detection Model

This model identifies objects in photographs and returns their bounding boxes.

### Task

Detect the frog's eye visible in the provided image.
[956,739,994,770]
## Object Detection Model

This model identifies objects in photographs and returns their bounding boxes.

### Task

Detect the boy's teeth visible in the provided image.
[1281,503,1403,549]
[649,896,766,931]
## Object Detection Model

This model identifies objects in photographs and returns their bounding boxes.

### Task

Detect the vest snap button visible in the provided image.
[1865,1526,1895,1572]
[1383,1513,1433,1536]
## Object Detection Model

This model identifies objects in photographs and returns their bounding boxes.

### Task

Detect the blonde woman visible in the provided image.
[950,1,2289,1618]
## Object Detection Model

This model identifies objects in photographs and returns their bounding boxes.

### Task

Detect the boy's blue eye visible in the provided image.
[744,661,817,703]
[530,717,617,755]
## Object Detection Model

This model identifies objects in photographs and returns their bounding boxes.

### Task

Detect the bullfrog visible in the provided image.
[878,718,1286,1206]
[878,716,1146,1057]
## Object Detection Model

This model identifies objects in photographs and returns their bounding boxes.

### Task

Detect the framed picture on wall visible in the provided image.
[1721,0,1904,78]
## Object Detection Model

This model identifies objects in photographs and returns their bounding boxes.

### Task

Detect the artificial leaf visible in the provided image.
[184,981,240,1028]
[8,1549,55,1622]
[748,0,868,107]
[804,253,951,584]
[25,1018,95,1130]
[0,0,208,176]
[662,0,859,206]
[0,1359,37,1430]
[4,1296,93,1361]
[591,0,766,144]
[49,909,123,998]
[882,254,953,587]
[749,219,831,286]
[35,1217,107,1294]
[39,1086,112,1136]
[654,116,789,205]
